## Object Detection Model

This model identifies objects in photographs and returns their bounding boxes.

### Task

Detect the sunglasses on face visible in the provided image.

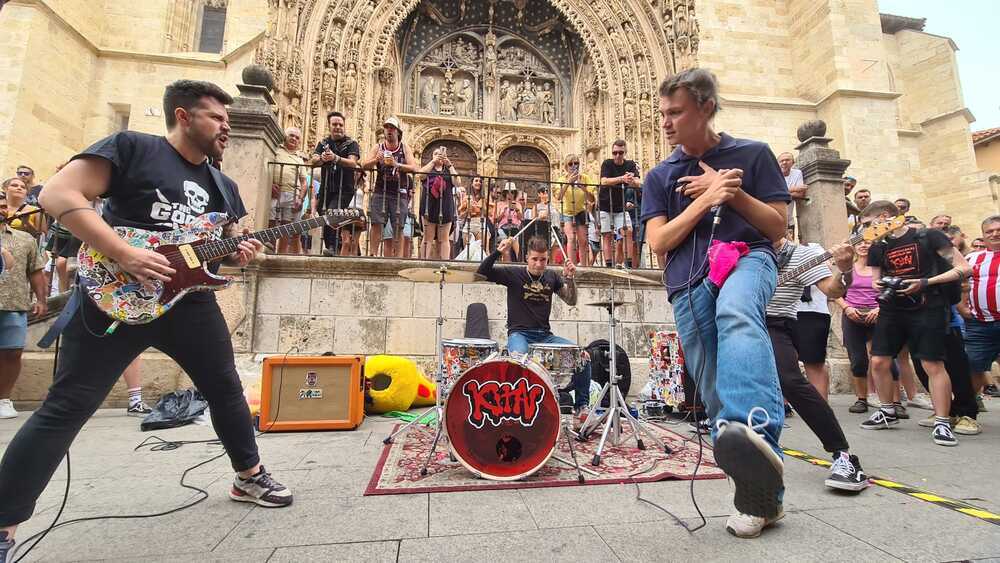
[612,151,625,156]
[16,170,31,177]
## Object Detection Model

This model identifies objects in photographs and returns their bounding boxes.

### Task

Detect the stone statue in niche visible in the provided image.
[481,145,497,177]
[341,63,358,105]
[484,30,498,87]
[624,93,637,135]
[419,75,438,113]
[455,79,475,117]
[348,27,363,52]
[498,80,517,121]
[517,81,537,119]
[321,59,338,108]
[538,82,554,124]
[439,70,456,116]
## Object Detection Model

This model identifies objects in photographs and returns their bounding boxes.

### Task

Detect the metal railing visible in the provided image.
[267,160,662,269]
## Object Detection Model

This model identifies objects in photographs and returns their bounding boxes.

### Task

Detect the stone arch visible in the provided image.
[295,0,691,153]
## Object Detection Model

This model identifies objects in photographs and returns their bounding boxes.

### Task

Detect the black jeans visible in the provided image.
[842,313,899,382]
[912,327,978,419]
[0,295,259,526]
[768,316,850,454]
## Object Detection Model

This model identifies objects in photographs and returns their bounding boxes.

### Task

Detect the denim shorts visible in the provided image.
[0,311,28,350]
[964,317,1000,373]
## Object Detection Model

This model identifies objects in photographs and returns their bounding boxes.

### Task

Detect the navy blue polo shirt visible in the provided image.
[639,133,789,299]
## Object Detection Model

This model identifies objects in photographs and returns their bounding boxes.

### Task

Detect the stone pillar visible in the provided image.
[217,66,283,353]
[794,120,851,250]
[794,120,854,393]
[226,65,284,231]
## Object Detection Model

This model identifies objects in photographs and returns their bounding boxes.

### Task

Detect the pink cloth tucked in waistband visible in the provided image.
[707,240,749,289]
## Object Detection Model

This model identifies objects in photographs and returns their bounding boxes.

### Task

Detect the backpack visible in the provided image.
[915,229,962,305]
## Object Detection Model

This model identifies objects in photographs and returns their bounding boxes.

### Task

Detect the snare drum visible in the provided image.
[444,356,560,480]
[527,343,585,389]
[441,338,499,393]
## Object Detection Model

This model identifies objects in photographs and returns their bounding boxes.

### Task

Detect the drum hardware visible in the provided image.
[592,267,661,286]
[384,265,483,475]
[578,280,668,466]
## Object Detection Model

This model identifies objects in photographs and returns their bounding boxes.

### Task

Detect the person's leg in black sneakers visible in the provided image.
[907,307,957,446]
[0,298,147,540]
[864,308,905,430]
[768,318,868,492]
[155,297,292,507]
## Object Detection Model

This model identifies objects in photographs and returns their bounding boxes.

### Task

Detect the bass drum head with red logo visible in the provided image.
[444,357,560,481]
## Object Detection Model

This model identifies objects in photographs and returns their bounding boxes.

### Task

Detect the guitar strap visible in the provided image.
[207,165,244,224]
[37,281,81,348]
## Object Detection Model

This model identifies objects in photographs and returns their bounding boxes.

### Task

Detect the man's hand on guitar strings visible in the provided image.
[119,246,176,284]
[229,230,264,268]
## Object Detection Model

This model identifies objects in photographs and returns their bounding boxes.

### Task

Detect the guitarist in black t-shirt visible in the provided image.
[860,200,972,447]
[0,80,292,556]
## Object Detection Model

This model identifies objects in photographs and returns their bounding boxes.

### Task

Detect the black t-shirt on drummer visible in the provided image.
[478,250,563,333]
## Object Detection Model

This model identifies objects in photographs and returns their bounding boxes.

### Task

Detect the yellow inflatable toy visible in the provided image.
[364,355,437,414]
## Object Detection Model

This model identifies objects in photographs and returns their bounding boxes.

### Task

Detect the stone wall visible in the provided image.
[250,256,674,393]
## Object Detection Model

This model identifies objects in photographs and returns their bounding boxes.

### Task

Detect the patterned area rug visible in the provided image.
[365,421,726,495]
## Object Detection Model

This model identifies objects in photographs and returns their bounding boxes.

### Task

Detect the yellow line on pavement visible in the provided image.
[782,447,1000,526]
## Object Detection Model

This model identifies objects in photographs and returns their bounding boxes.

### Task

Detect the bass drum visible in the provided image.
[444,357,561,481]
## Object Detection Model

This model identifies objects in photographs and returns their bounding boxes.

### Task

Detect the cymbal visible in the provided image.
[398,267,486,284]
[592,268,660,285]
[585,300,635,309]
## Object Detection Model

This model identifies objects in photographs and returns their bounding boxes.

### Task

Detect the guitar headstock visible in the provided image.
[323,208,364,226]
[861,215,906,243]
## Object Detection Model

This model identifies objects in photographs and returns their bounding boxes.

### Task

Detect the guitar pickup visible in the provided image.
[178,244,201,269]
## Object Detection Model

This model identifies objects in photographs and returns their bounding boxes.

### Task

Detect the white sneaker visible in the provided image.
[0,399,18,419]
[726,508,785,538]
[907,392,934,411]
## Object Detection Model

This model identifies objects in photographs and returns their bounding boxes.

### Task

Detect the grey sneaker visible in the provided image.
[848,399,869,414]
[976,395,987,413]
[230,466,293,507]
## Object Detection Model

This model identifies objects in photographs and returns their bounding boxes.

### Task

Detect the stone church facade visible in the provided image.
[1,0,995,229]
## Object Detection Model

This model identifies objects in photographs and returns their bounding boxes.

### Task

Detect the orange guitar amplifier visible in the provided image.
[259,355,365,432]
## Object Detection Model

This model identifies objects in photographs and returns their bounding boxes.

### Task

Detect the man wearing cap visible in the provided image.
[362,117,419,257]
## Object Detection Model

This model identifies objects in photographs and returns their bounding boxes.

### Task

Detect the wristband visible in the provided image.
[919,278,929,290]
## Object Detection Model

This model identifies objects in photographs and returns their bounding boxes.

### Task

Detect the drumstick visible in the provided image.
[508,216,540,241]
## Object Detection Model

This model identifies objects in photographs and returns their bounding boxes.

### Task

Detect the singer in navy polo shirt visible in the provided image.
[640,68,790,538]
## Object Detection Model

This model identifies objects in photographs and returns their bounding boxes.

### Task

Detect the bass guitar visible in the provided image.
[777,215,904,286]
[77,208,362,325]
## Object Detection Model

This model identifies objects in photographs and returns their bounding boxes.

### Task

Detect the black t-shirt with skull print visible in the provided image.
[73,131,245,231]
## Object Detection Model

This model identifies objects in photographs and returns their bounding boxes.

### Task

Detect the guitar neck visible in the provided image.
[196,215,330,261]
[777,231,864,286]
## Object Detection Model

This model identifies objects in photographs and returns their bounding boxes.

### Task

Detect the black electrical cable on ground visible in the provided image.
[632,209,722,534]
[11,343,296,562]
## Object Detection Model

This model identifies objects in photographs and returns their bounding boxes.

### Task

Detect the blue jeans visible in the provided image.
[507,330,592,408]
[964,317,1000,373]
[670,250,785,458]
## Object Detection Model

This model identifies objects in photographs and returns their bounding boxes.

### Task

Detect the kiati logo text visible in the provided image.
[462,377,546,429]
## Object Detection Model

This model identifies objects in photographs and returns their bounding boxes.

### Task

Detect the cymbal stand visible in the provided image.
[551,413,597,481]
[383,266,451,475]
[578,279,668,466]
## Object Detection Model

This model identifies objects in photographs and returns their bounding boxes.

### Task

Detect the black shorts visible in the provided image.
[562,211,588,227]
[871,305,949,362]
[59,236,82,259]
[792,311,831,364]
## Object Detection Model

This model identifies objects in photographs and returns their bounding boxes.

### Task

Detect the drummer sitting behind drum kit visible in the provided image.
[478,236,593,421]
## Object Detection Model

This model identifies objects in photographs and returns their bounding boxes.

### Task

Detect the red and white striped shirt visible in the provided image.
[967,250,1000,322]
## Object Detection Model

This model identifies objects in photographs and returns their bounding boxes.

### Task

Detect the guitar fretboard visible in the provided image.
[777,231,864,286]
[194,212,352,261]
